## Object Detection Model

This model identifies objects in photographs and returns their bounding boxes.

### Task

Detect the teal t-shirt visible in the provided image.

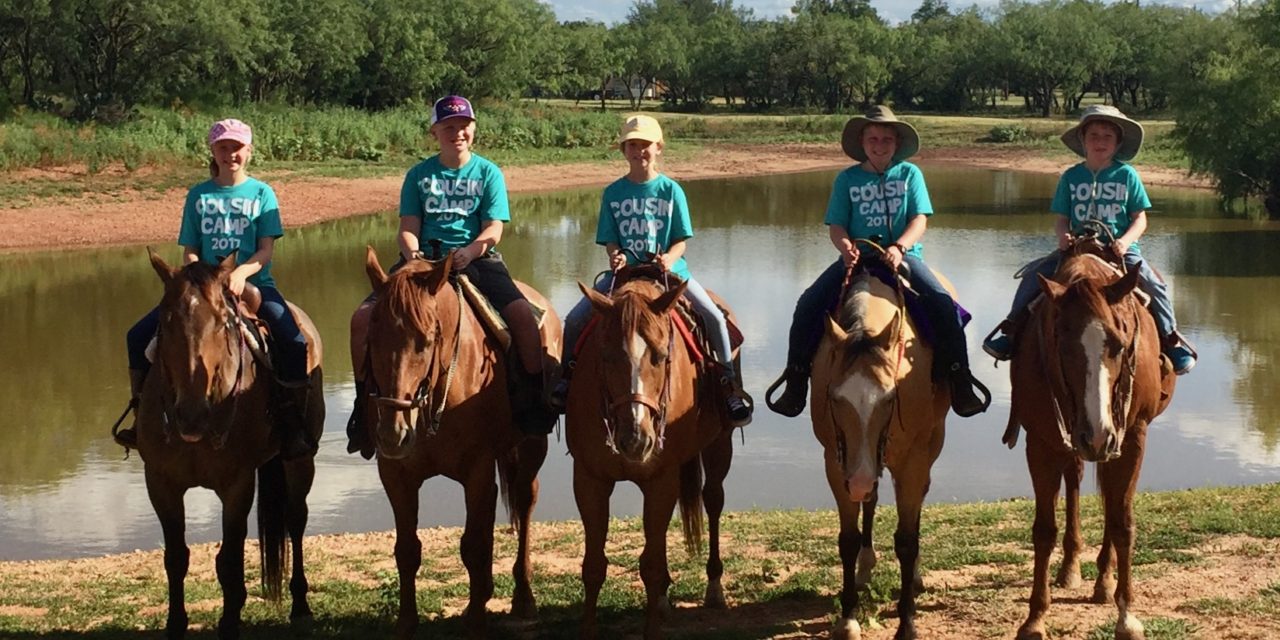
[177,177,284,287]
[823,161,932,258]
[595,174,694,280]
[1051,161,1151,254]
[399,154,510,250]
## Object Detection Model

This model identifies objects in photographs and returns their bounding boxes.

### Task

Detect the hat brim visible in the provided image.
[1062,114,1144,162]
[616,131,664,147]
[431,113,475,127]
[208,134,251,147]
[841,117,920,162]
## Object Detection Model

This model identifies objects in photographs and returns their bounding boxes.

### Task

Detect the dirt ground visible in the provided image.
[0,143,1210,253]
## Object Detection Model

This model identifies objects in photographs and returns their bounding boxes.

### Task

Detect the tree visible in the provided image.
[911,0,951,23]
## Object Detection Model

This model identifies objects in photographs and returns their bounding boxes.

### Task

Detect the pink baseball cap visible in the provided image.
[429,96,475,126]
[207,119,253,147]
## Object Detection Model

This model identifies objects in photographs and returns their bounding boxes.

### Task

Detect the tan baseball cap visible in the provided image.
[617,115,664,146]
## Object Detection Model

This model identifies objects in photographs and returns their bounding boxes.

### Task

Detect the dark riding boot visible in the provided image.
[548,361,573,415]
[766,363,810,418]
[513,368,557,436]
[346,378,374,459]
[947,364,991,418]
[274,379,318,460]
[714,362,753,428]
[111,369,146,448]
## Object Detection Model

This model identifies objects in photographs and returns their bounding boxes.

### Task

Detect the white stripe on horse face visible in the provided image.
[1082,319,1113,450]
[628,332,647,424]
[833,370,889,485]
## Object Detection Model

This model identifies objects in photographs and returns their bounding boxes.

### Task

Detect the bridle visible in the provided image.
[600,312,675,455]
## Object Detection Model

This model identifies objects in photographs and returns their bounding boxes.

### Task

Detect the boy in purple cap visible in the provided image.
[346,96,554,452]
[113,118,315,458]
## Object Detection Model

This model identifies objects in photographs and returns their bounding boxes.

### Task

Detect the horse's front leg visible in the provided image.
[889,452,937,640]
[1018,438,1068,640]
[1056,456,1085,589]
[856,490,879,591]
[284,455,317,620]
[573,461,615,640]
[146,473,190,640]
[459,460,499,638]
[822,447,867,640]
[639,470,681,640]
[1098,427,1149,640]
[700,429,733,609]
[379,462,424,640]
[508,435,548,619]
[214,471,256,640]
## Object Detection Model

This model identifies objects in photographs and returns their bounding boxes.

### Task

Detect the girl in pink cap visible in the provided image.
[113,118,315,458]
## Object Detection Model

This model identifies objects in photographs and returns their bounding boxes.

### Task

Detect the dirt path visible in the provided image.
[0,143,1209,253]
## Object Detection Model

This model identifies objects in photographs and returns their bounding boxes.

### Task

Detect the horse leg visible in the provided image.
[1055,456,1085,589]
[889,454,936,640]
[508,436,548,619]
[146,475,190,640]
[700,429,733,610]
[827,469,866,640]
[574,461,614,640]
[1099,430,1148,640]
[284,456,317,620]
[459,464,499,639]
[1093,527,1117,604]
[855,491,878,591]
[213,472,256,640]
[380,463,424,640]
[1018,438,1066,640]
[639,470,681,640]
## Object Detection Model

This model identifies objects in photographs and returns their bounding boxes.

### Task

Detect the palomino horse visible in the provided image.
[566,266,739,640]
[811,261,952,640]
[1003,243,1175,640]
[361,247,558,639]
[136,251,324,639]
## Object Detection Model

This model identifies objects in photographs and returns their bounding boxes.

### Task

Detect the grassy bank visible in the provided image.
[1,483,1277,639]
[0,104,1188,207]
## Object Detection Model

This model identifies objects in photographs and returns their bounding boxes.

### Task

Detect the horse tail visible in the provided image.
[678,455,705,556]
[496,452,518,530]
[257,455,288,603]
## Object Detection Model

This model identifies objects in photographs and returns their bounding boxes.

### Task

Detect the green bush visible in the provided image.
[986,123,1032,143]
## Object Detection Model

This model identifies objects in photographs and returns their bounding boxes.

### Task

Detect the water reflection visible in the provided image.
[2,165,1279,560]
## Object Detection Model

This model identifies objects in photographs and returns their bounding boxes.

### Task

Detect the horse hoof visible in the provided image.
[1015,621,1047,640]
[704,581,727,609]
[215,620,240,640]
[510,596,539,619]
[893,619,917,640]
[831,617,861,640]
[1054,568,1082,589]
[1093,580,1116,604]
[1116,613,1145,640]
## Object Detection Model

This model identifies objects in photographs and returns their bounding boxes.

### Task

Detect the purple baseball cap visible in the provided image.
[430,96,475,126]
[207,119,253,147]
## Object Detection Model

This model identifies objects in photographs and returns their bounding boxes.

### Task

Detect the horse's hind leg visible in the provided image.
[214,472,256,640]
[574,462,615,640]
[285,457,317,620]
[146,475,190,640]
[1056,456,1085,589]
[460,462,499,638]
[701,430,733,609]
[1098,431,1148,640]
[508,436,548,619]
[1018,438,1066,640]
[639,470,681,640]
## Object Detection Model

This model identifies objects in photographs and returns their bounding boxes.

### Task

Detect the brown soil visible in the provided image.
[0,143,1210,253]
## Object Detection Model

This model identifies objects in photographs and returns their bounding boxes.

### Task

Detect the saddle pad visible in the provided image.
[457,274,547,352]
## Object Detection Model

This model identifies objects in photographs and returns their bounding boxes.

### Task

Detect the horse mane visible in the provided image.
[166,261,227,309]
[375,260,439,335]
[836,274,891,365]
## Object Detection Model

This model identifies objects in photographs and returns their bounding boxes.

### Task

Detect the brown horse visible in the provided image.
[361,247,557,639]
[136,251,325,640]
[1003,246,1176,640]
[811,265,952,640]
[566,268,739,640]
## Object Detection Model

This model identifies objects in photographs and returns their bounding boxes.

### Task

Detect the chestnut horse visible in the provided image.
[1002,244,1176,640]
[811,263,952,640]
[566,267,739,640]
[136,251,324,639]
[361,247,558,639]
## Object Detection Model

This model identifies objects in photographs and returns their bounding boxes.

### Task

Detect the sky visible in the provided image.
[547,0,1234,27]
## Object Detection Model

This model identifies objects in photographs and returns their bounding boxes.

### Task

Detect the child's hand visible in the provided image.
[656,253,677,272]
[451,244,480,271]
[882,244,905,270]
[840,245,860,267]
[1057,233,1073,251]
[609,249,627,271]
[228,271,248,296]
[1111,239,1131,256]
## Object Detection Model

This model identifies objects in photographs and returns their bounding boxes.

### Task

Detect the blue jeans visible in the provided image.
[1005,250,1177,338]
[785,255,971,376]
[127,286,308,383]
[561,272,737,380]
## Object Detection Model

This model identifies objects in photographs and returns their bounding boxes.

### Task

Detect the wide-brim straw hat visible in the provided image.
[841,105,920,162]
[1061,105,1144,162]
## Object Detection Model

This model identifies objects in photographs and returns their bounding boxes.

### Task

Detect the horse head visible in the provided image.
[818,270,905,503]
[579,273,688,464]
[149,249,249,444]
[364,247,457,460]
[1036,256,1144,462]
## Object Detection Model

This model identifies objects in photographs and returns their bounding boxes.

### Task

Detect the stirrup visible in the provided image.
[110,397,139,448]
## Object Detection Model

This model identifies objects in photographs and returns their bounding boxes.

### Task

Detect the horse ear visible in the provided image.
[824,314,849,343]
[148,247,176,284]
[649,279,689,315]
[1037,274,1067,300]
[580,281,613,313]
[365,245,389,292]
[1104,267,1141,305]
[426,253,453,295]
[217,251,238,274]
